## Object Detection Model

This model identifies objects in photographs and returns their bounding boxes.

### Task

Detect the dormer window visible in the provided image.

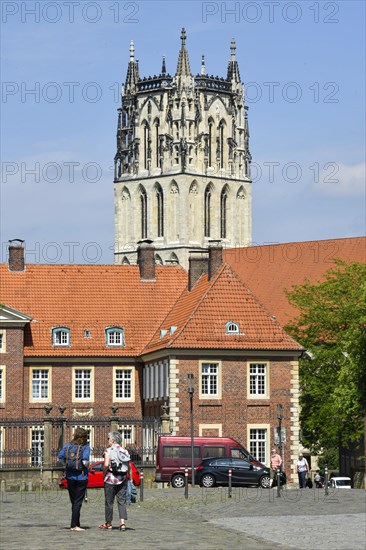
[226,322,239,334]
[52,327,70,346]
[105,327,124,347]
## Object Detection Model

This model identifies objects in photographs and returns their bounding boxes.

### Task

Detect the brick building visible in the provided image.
[1,239,305,481]
[1,237,365,483]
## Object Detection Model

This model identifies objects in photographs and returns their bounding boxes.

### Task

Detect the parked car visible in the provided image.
[328,476,352,489]
[194,457,272,488]
[59,460,140,489]
[155,436,266,488]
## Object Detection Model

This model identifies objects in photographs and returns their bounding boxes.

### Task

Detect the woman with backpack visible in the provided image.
[99,431,131,531]
[58,427,90,531]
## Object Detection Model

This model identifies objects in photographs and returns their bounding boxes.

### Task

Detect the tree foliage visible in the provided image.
[285,260,366,452]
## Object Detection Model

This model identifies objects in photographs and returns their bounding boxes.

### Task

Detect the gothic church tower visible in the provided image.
[114,29,252,268]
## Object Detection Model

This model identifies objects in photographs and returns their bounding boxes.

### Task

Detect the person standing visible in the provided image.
[99,431,130,531]
[314,471,323,488]
[58,427,90,531]
[270,448,282,487]
[295,452,309,488]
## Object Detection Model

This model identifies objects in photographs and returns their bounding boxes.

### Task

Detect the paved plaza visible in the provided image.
[0,486,365,549]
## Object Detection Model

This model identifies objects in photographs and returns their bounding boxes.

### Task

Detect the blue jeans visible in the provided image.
[298,470,307,488]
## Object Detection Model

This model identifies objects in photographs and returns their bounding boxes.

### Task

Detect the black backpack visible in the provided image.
[65,443,84,471]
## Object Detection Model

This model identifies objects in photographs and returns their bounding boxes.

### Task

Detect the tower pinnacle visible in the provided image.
[201,55,206,75]
[227,38,241,83]
[175,27,192,77]
[125,40,139,94]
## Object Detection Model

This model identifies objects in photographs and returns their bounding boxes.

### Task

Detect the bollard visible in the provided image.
[324,464,328,496]
[276,467,281,497]
[228,469,232,498]
[185,467,189,499]
[140,468,144,502]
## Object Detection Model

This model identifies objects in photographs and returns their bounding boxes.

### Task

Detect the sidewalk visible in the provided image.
[1,487,365,549]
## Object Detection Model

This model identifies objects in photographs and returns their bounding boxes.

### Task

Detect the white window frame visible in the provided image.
[247,424,270,467]
[199,360,222,400]
[113,366,135,402]
[52,327,70,347]
[0,366,5,403]
[118,424,134,446]
[0,330,6,353]
[105,327,124,347]
[226,321,239,334]
[72,367,94,402]
[30,367,52,403]
[247,361,269,399]
[30,426,44,467]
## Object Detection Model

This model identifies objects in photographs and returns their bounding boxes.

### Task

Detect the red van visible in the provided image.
[155,436,264,488]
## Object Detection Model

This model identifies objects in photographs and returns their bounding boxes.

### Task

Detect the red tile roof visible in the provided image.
[0,264,187,357]
[224,237,366,326]
[144,263,303,353]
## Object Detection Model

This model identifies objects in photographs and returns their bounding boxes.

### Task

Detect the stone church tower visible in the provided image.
[114,29,252,268]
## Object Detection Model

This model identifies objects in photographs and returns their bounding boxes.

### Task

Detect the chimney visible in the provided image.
[188,251,208,291]
[137,240,155,280]
[208,240,223,280]
[8,239,25,272]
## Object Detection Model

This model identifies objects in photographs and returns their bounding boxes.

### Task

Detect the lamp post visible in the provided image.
[277,404,283,465]
[188,374,195,488]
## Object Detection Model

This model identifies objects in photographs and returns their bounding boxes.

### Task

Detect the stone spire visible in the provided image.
[175,28,192,77]
[227,38,241,83]
[161,55,166,76]
[125,40,139,94]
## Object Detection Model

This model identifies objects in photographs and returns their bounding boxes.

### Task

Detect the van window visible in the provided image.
[230,448,247,459]
[203,446,225,458]
[163,446,201,459]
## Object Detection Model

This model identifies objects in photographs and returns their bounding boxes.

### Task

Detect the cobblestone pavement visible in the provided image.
[0,487,365,550]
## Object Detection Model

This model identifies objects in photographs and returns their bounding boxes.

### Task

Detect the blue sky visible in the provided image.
[1,0,365,264]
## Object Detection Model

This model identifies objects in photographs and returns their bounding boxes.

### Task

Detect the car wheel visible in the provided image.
[259,475,271,488]
[171,474,186,488]
[200,473,216,488]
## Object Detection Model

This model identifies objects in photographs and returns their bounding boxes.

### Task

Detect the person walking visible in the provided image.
[58,427,90,531]
[295,452,309,488]
[99,431,130,531]
[270,448,282,488]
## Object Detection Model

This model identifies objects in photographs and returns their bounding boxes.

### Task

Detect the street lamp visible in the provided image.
[277,404,283,465]
[188,374,195,488]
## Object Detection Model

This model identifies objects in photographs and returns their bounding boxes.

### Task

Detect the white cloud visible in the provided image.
[313,162,366,197]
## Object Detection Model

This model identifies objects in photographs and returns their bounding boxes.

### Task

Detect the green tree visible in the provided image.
[285,260,366,453]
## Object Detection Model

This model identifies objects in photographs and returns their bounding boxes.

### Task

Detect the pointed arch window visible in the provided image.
[143,124,148,169]
[156,184,164,237]
[155,119,160,168]
[204,185,212,237]
[219,121,225,168]
[140,187,147,239]
[208,120,213,166]
[220,186,228,238]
